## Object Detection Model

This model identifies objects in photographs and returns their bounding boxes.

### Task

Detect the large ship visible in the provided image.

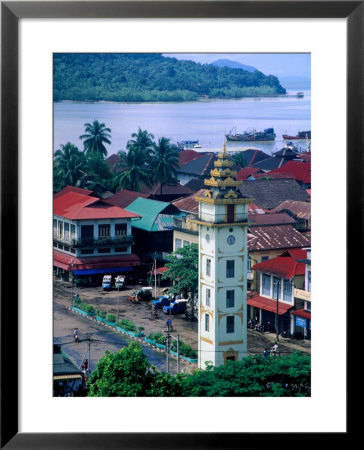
[225,128,276,142]
[282,130,311,140]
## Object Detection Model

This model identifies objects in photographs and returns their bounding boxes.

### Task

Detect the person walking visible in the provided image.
[271,343,280,356]
[263,347,269,359]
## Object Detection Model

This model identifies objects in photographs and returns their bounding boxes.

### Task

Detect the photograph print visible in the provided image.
[53,52,311,398]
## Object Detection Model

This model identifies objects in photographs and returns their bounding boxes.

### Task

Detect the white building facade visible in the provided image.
[191,144,252,368]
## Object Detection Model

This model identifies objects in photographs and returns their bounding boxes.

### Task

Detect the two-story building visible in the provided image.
[53,187,141,284]
[292,248,311,339]
[248,249,308,337]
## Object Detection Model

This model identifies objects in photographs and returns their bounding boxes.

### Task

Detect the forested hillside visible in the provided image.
[53,53,286,102]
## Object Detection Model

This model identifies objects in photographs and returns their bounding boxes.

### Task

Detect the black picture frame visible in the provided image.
[1,1,358,448]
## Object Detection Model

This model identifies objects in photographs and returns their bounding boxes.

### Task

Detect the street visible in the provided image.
[53,277,311,377]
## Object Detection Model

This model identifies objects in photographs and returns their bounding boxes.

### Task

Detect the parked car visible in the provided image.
[152,295,172,310]
[115,275,126,290]
[128,287,153,303]
[163,299,188,315]
[102,275,113,290]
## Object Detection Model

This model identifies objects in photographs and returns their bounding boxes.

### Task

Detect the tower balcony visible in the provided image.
[189,212,250,227]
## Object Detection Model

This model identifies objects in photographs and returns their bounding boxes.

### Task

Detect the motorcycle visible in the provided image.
[73,329,80,343]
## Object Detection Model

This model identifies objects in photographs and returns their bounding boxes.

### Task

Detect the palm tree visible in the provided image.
[150,137,180,197]
[112,148,152,192]
[79,120,111,158]
[126,127,154,164]
[53,142,88,191]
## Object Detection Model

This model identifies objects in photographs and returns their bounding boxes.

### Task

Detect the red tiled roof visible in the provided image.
[172,189,206,213]
[251,254,306,279]
[107,190,149,208]
[178,149,204,166]
[54,186,95,199]
[269,161,311,184]
[54,250,140,272]
[247,294,293,315]
[54,191,140,220]
[292,308,311,319]
[236,167,261,181]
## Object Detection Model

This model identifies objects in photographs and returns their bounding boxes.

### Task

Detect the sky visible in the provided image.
[164,53,311,79]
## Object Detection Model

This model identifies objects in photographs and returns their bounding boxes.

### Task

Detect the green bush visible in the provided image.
[96,310,107,319]
[73,295,81,306]
[171,340,197,358]
[117,319,136,332]
[106,313,116,323]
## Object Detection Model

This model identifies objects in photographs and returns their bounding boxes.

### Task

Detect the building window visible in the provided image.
[226,260,235,278]
[283,280,293,302]
[58,222,63,238]
[273,277,281,300]
[64,245,70,252]
[183,240,190,247]
[205,313,209,332]
[115,247,127,253]
[98,248,111,253]
[262,274,271,296]
[227,204,235,222]
[206,258,211,276]
[81,225,94,245]
[226,290,235,308]
[206,288,211,306]
[70,248,76,254]
[115,223,127,236]
[80,249,94,255]
[53,219,57,235]
[307,270,311,292]
[57,243,63,250]
[226,316,234,333]
[261,256,269,262]
[175,238,182,249]
[99,224,110,238]
[305,301,311,312]
[71,224,76,239]
[64,223,70,241]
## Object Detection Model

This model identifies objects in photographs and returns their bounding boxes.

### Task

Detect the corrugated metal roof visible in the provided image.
[125,198,178,231]
[248,225,311,251]
[107,190,149,208]
[247,294,293,315]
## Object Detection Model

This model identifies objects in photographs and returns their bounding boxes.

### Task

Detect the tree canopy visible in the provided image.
[86,343,311,397]
[54,53,286,103]
[162,243,199,296]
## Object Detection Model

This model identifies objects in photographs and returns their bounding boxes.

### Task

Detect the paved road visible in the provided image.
[53,301,184,375]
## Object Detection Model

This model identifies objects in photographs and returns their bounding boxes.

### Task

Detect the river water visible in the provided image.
[53,88,311,156]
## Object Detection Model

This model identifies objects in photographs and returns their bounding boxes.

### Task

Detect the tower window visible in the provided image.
[227,204,235,222]
[206,258,211,276]
[226,316,234,333]
[226,290,235,308]
[226,260,235,278]
[205,314,210,332]
[206,288,211,306]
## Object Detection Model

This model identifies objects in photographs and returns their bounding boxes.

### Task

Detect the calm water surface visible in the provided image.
[53,89,311,156]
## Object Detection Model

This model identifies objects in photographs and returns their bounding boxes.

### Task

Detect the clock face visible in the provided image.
[227,235,235,245]
[205,234,210,244]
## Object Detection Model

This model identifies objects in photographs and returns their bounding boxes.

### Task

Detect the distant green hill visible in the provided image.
[211,58,257,72]
[53,53,286,102]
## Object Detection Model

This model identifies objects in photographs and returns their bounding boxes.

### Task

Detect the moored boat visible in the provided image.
[296,92,304,98]
[282,130,311,140]
[225,127,276,142]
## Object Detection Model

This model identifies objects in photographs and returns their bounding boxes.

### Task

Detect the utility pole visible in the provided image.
[70,259,74,308]
[117,285,120,322]
[275,280,280,342]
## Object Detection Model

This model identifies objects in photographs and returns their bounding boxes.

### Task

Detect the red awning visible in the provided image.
[291,308,311,319]
[247,295,293,315]
[149,267,169,276]
[53,250,140,271]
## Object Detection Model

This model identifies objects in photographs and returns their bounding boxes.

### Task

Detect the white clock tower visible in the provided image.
[191,143,252,368]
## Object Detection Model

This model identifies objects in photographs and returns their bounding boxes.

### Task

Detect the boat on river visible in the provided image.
[225,128,276,142]
[282,130,311,140]
[177,140,201,150]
